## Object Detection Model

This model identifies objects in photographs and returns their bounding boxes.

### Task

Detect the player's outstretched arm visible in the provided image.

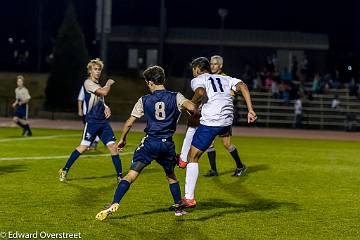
[95,79,115,96]
[182,100,196,112]
[117,116,137,150]
[235,82,257,123]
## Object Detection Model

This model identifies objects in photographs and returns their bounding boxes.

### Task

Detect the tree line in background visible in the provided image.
[45,2,89,111]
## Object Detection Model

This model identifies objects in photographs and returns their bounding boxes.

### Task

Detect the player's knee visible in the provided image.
[166,173,177,183]
[187,155,199,163]
[107,143,118,154]
[224,143,231,150]
[76,145,88,153]
[222,138,231,149]
[123,170,138,183]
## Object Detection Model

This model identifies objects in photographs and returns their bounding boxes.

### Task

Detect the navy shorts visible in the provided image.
[81,121,116,146]
[14,104,28,119]
[132,135,176,175]
[192,124,232,151]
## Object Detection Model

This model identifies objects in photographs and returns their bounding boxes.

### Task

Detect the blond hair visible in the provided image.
[87,58,104,74]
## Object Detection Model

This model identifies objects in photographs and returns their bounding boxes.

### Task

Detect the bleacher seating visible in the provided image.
[234,88,360,131]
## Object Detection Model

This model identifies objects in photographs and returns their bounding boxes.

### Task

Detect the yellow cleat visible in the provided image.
[95,203,119,221]
[59,169,67,182]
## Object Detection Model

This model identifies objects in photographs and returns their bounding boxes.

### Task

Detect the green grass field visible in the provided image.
[0,127,359,239]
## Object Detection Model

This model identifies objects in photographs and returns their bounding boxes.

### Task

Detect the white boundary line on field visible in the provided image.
[0,134,80,143]
[0,152,133,161]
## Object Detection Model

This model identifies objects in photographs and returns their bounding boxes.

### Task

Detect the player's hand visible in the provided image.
[247,110,257,123]
[78,110,83,117]
[106,79,115,86]
[12,102,17,108]
[104,106,111,119]
[117,139,126,151]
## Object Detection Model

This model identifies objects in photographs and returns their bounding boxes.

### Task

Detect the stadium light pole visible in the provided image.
[159,0,167,66]
[37,0,43,71]
[96,0,112,74]
[218,8,228,55]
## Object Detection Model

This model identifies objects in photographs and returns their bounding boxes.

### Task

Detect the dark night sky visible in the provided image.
[2,0,360,58]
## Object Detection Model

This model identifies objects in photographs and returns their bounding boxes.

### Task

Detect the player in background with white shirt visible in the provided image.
[204,55,248,177]
[12,75,32,136]
[180,57,257,208]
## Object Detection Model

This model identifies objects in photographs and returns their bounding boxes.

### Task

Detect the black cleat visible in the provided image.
[204,169,218,177]
[169,203,182,211]
[232,165,247,177]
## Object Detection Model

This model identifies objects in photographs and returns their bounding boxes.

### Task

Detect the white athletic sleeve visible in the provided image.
[78,86,85,101]
[228,77,242,92]
[176,92,187,111]
[131,98,144,118]
[24,88,31,100]
[84,80,100,93]
[191,76,205,92]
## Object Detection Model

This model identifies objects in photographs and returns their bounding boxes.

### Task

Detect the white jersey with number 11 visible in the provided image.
[191,73,241,127]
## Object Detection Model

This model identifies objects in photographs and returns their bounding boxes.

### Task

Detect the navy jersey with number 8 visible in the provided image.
[131,89,187,139]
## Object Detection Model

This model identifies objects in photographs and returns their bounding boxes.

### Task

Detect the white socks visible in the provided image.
[185,162,199,200]
[180,127,197,162]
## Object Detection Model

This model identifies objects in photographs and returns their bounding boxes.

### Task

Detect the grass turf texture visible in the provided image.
[0,127,359,239]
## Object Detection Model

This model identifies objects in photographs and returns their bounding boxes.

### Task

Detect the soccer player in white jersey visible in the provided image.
[180,57,257,208]
[12,75,32,136]
[78,86,100,149]
[59,58,122,182]
[177,56,248,177]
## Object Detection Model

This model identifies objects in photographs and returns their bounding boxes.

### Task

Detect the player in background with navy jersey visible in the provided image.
[95,65,196,220]
[78,85,100,149]
[59,58,122,182]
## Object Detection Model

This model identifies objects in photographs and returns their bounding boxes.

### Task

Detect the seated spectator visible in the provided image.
[294,95,303,128]
[291,56,298,80]
[264,74,274,90]
[345,112,357,131]
[252,72,262,91]
[312,73,321,94]
[280,67,292,82]
[331,95,341,109]
[271,80,280,99]
[349,77,359,97]
[279,81,290,103]
[331,70,341,89]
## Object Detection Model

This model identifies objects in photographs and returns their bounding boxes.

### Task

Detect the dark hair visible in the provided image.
[190,57,211,72]
[143,65,165,85]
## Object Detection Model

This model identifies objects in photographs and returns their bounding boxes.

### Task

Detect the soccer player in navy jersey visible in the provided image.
[77,85,100,149]
[59,58,122,182]
[95,65,196,220]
